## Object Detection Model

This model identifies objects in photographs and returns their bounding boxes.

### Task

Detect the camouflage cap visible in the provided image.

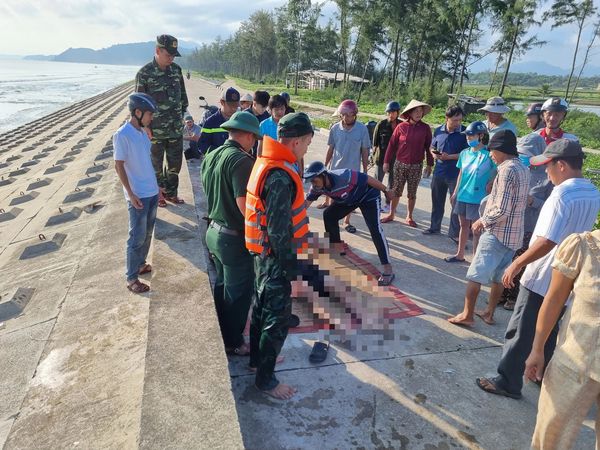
[278,112,314,138]
[156,34,181,57]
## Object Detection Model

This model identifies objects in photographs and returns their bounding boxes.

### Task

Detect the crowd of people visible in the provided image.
[111,34,600,446]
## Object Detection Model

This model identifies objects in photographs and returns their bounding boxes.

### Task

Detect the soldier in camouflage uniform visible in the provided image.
[135,34,189,206]
[245,113,314,400]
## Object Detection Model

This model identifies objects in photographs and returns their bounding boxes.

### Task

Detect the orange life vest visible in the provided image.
[245,136,309,256]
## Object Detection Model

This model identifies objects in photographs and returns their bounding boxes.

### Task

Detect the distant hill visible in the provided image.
[470,58,600,77]
[23,41,197,66]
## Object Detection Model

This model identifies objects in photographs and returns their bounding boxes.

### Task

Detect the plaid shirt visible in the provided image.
[481,158,530,250]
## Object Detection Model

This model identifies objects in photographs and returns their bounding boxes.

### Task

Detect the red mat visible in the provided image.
[245,243,424,335]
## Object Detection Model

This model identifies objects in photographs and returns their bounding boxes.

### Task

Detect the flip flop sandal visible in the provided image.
[138,264,152,275]
[344,224,357,233]
[476,377,521,399]
[444,256,466,263]
[288,314,300,328]
[127,279,150,294]
[158,199,167,207]
[166,196,185,204]
[309,342,329,363]
[405,219,417,228]
[378,273,395,286]
[503,300,516,311]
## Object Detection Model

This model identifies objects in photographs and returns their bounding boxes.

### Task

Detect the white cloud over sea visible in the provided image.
[0,0,598,72]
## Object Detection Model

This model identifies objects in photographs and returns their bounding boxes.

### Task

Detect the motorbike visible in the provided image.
[198,96,218,126]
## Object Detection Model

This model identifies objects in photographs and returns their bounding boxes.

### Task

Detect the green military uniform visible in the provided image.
[135,37,189,198]
[201,139,255,349]
[249,169,299,390]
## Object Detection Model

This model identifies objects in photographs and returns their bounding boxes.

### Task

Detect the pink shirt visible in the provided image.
[384,120,433,166]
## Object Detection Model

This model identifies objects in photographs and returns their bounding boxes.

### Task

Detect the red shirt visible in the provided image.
[384,120,433,166]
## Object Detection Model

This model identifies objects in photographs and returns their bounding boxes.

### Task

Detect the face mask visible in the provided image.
[468,139,479,148]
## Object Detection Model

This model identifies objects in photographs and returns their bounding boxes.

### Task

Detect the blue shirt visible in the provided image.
[199,110,229,154]
[456,147,496,204]
[306,169,379,205]
[259,117,278,140]
[431,124,467,178]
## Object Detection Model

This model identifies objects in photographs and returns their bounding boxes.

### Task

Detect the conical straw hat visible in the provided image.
[401,99,432,118]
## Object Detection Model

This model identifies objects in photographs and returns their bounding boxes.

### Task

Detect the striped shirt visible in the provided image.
[480,158,530,250]
[521,177,600,296]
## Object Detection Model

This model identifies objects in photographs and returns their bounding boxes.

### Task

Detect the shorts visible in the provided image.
[466,231,515,285]
[454,201,480,221]
[392,162,422,199]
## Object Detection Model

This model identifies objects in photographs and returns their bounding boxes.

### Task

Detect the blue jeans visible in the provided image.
[126,195,158,281]
[429,175,459,238]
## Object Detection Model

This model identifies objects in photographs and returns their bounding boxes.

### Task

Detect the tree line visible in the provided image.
[184,0,600,104]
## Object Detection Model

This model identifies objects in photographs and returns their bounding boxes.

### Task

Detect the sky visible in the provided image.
[1,0,599,72]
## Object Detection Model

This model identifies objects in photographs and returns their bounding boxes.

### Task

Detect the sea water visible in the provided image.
[0,59,139,134]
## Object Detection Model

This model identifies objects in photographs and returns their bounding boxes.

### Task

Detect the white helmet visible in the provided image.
[541,97,568,113]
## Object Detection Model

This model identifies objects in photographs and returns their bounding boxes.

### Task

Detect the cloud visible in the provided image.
[0,0,288,54]
[1,0,597,71]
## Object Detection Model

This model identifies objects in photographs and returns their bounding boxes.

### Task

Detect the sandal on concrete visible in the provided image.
[127,279,149,294]
[226,342,250,356]
[378,273,395,286]
[309,342,329,363]
[444,256,465,263]
[344,224,356,233]
[138,263,152,275]
[165,196,185,204]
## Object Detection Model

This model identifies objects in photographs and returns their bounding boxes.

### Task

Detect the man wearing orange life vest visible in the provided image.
[245,112,313,400]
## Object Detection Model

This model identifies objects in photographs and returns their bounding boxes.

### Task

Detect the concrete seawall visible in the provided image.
[0,83,242,449]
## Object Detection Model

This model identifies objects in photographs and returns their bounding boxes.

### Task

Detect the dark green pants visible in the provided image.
[151,137,183,197]
[205,226,254,349]
[250,257,292,391]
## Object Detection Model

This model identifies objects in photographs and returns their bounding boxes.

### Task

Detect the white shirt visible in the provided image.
[113,122,159,201]
[521,177,600,296]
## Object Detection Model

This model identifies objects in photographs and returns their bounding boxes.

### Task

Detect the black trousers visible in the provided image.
[322,198,390,265]
[494,285,562,395]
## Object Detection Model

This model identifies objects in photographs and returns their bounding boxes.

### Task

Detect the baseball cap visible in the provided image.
[278,112,314,138]
[156,34,181,57]
[184,114,193,121]
[530,139,585,166]
[221,87,240,103]
[487,129,518,155]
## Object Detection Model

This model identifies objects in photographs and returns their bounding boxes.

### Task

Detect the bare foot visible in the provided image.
[248,355,285,372]
[261,383,297,400]
[475,310,496,325]
[447,313,474,327]
[381,215,394,223]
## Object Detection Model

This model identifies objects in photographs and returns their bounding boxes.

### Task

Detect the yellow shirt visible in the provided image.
[551,230,600,382]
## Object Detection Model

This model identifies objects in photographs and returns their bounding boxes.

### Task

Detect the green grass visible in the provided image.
[462,85,600,106]
[228,75,600,149]
[583,152,600,229]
